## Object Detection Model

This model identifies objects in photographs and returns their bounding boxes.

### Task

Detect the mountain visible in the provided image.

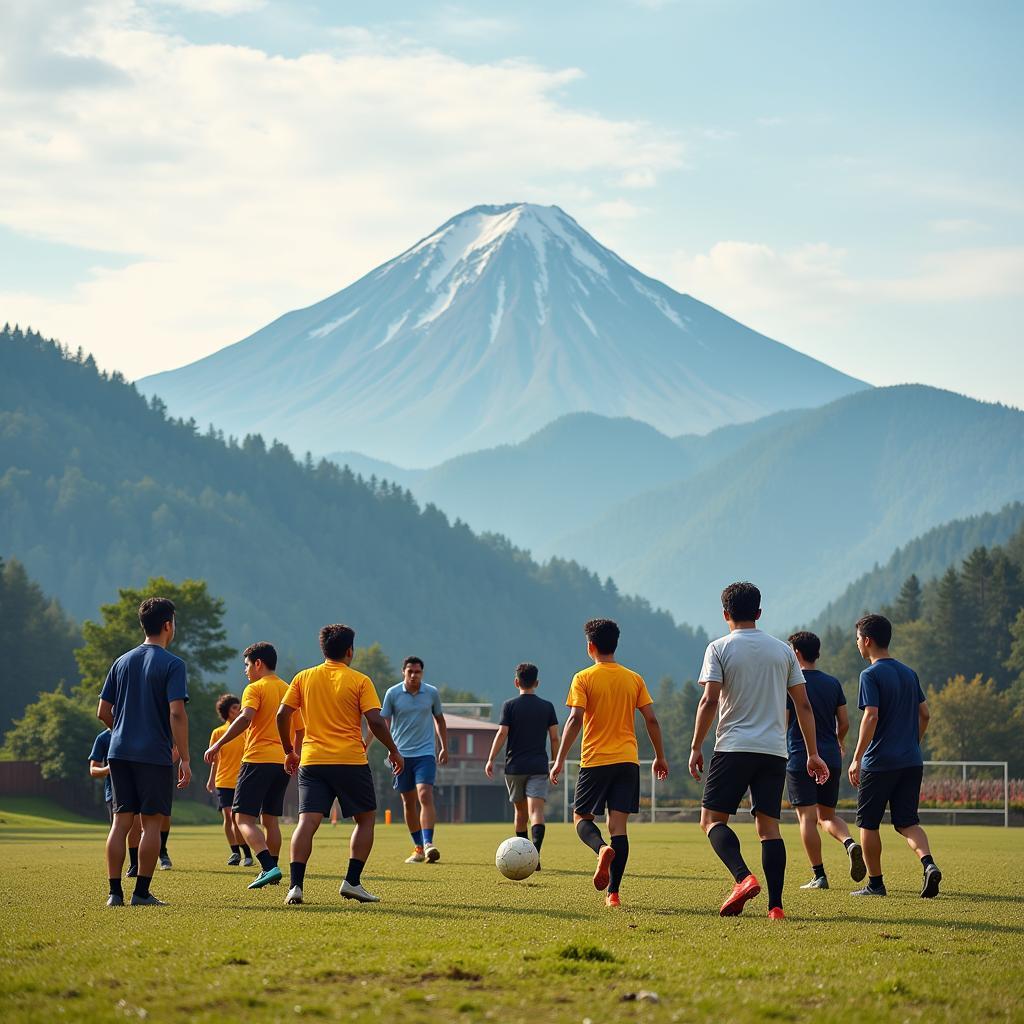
[139,203,866,466]
[811,502,1024,631]
[0,325,706,707]
[553,385,1024,632]
[328,409,805,557]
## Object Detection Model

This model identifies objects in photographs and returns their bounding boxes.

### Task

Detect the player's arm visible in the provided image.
[205,708,254,763]
[294,727,304,762]
[550,707,583,785]
[836,705,850,755]
[364,708,403,776]
[789,682,827,782]
[168,699,191,789]
[206,750,217,793]
[97,699,114,729]
[276,704,301,775]
[89,759,109,779]
[547,724,559,763]
[434,712,449,765]
[688,680,721,779]
[484,726,509,779]
[638,703,669,779]
[849,706,878,787]
[918,699,930,741]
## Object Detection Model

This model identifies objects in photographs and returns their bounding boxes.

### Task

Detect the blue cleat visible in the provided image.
[247,866,283,889]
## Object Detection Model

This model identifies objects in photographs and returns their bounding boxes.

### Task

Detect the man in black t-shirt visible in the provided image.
[485,663,559,869]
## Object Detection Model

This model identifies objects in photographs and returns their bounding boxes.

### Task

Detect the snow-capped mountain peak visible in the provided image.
[139,203,866,466]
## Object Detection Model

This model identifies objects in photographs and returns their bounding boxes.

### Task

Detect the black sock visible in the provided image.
[290,862,307,889]
[240,844,251,858]
[346,858,364,886]
[159,831,169,856]
[707,823,750,883]
[844,837,856,850]
[869,874,884,889]
[812,863,826,879]
[576,819,606,854]
[109,877,123,897]
[134,875,152,899]
[256,850,275,872]
[609,835,629,894]
[761,838,786,909]
[128,847,139,868]
[271,855,279,867]
[516,830,528,840]
[921,854,935,869]
[230,844,240,855]
[531,824,546,854]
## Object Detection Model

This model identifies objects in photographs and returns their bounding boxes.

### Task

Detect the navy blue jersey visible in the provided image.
[858,658,926,772]
[786,669,845,770]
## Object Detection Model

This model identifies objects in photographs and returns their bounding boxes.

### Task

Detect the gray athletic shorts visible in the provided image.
[505,774,550,803]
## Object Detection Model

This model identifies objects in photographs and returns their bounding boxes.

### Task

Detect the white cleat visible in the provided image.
[424,842,440,863]
[285,885,304,905]
[405,848,426,863]
[340,880,380,903]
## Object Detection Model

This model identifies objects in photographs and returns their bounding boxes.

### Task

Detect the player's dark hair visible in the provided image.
[216,693,240,721]
[242,640,278,670]
[584,618,619,655]
[856,613,892,649]
[320,624,355,660]
[516,662,539,687]
[721,581,760,622]
[402,656,424,670]
[788,631,821,662]
[138,597,175,636]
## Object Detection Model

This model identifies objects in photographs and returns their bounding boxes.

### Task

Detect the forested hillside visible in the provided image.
[0,325,706,707]
[813,502,1024,631]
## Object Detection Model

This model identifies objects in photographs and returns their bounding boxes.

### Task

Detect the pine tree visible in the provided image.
[893,573,922,622]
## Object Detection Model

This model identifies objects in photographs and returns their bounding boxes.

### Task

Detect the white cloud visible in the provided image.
[929,218,989,235]
[151,0,266,14]
[0,1,683,378]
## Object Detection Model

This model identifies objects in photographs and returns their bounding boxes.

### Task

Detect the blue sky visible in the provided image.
[1,0,1021,405]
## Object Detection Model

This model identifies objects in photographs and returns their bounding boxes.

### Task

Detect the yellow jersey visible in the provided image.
[566,662,653,768]
[282,660,380,766]
[240,674,303,764]
[209,722,244,787]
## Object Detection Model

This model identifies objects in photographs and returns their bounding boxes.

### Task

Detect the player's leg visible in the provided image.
[605,809,630,906]
[126,813,142,877]
[132,812,165,904]
[339,765,381,902]
[262,813,282,859]
[221,806,240,863]
[158,813,172,869]
[701,752,760,914]
[754,811,786,918]
[286,765,328,903]
[818,805,865,881]
[400,789,424,861]
[513,798,529,837]
[795,804,826,887]
[572,765,615,890]
[852,769,889,895]
[527,787,547,866]
[105,812,134,905]
[891,765,940,897]
[417,757,440,860]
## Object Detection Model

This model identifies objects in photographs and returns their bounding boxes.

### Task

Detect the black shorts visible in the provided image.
[856,765,923,830]
[574,762,640,816]
[108,758,174,817]
[702,751,787,819]
[298,763,377,819]
[787,762,842,809]
[216,787,235,811]
[233,762,290,818]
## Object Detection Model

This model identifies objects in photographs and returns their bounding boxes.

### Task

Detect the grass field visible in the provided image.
[2,803,1022,1024]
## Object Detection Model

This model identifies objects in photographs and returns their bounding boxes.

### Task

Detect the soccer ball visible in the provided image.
[495,837,539,880]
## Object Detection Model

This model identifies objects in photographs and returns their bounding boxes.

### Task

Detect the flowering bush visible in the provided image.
[919,777,1023,811]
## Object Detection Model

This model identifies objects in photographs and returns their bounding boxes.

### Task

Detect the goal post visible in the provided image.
[920,760,1010,828]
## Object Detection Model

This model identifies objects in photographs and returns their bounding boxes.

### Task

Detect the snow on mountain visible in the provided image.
[139,203,866,466]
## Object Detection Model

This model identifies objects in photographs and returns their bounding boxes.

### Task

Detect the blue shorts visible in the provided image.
[394,754,437,793]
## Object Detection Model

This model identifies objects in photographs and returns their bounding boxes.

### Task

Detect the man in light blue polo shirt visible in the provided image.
[380,656,449,864]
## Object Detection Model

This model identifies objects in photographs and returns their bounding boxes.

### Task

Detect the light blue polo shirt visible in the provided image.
[381,682,443,758]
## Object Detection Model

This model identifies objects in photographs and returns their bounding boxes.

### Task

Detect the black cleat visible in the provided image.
[851,883,887,897]
[130,893,168,906]
[125,864,138,878]
[106,894,124,907]
[921,863,942,898]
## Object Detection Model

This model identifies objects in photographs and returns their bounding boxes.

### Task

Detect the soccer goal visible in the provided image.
[920,760,1010,827]
[561,760,660,824]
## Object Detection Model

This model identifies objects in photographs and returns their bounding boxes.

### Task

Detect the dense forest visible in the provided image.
[0,324,707,709]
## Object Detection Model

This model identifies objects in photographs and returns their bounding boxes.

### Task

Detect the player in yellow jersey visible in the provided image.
[276,624,403,906]
[204,642,303,889]
[551,618,669,908]
[205,693,249,866]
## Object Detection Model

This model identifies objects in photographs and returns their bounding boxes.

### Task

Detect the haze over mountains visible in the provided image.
[139,203,865,465]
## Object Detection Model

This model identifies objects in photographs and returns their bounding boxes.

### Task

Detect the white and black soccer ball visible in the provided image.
[495,837,539,880]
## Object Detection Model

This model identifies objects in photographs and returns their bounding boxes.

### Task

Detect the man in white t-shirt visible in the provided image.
[689,581,828,920]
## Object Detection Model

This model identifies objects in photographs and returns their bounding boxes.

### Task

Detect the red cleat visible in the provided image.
[719,873,761,916]
[768,907,785,920]
[606,892,621,908]
[593,845,616,891]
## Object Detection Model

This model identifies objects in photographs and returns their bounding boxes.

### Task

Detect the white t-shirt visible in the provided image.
[699,629,805,758]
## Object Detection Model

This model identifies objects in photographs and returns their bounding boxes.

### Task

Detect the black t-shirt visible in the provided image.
[500,694,558,775]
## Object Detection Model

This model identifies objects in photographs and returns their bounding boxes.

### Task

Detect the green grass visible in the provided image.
[2,811,1022,1023]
